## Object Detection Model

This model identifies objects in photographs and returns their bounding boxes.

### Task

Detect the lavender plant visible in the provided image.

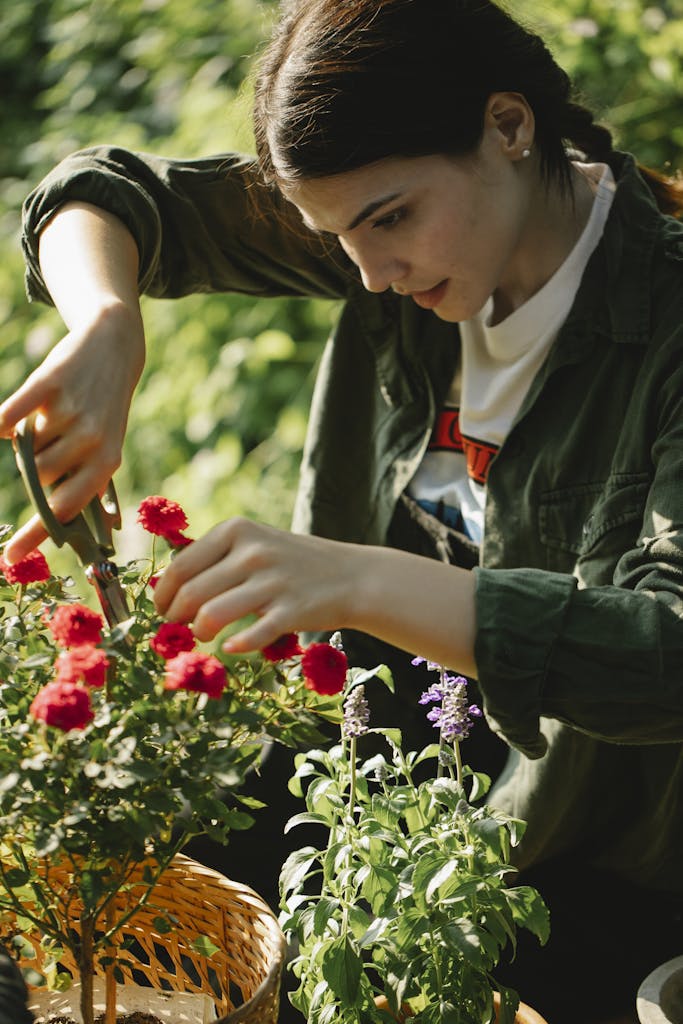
[279,650,549,1024]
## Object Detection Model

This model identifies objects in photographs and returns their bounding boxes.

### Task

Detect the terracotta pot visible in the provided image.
[636,955,683,1024]
[374,991,550,1022]
[493,991,550,1023]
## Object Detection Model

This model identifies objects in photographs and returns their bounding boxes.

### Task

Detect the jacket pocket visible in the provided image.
[539,474,651,560]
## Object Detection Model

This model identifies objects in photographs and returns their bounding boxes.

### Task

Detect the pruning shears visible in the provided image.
[13,412,131,630]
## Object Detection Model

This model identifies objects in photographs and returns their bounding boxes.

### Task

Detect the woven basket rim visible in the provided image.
[171,852,287,1023]
[174,851,288,1019]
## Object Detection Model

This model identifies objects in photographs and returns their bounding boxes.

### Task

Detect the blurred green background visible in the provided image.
[1,0,682,576]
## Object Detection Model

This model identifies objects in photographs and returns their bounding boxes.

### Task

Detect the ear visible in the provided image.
[486,92,535,161]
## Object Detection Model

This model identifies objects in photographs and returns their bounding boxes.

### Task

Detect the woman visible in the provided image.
[3,1,682,1020]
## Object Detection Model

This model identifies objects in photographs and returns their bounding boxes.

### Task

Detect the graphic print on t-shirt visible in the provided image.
[429,407,499,486]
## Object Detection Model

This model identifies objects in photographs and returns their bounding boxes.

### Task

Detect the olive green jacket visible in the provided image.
[21,148,683,889]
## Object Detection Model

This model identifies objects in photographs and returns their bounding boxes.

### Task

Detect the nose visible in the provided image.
[359,263,401,294]
[340,237,408,294]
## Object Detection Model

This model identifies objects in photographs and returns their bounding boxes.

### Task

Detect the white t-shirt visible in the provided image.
[407,162,616,544]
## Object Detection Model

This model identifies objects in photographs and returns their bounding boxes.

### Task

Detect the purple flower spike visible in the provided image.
[419,684,443,705]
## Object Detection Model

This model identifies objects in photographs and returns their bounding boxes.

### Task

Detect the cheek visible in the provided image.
[338,237,359,266]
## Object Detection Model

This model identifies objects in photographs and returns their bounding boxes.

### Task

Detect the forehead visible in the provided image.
[282,154,438,234]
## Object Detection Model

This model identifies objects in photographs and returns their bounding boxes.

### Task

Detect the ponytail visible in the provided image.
[637,165,683,218]
[559,98,683,219]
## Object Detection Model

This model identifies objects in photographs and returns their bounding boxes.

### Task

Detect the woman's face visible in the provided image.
[283,126,534,322]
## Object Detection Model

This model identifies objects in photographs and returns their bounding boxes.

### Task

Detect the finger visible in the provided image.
[5,467,105,566]
[188,578,286,642]
[222,612,292,655]
[153,522,241,616]
[48,466,109,525]
[3,516,50,564]
[31,429,108,490]
[0,373,53,439]
[159,555,257,630]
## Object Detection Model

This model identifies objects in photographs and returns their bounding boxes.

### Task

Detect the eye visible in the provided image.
[371,207,405,230]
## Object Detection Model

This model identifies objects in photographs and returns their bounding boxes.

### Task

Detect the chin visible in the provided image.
[434,292,489,323]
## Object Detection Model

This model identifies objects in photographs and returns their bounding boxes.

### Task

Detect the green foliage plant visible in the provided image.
[280,656,550,1024]
[0,498,341,1024]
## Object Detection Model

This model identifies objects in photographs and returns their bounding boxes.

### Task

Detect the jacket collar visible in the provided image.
[566,151,667,346]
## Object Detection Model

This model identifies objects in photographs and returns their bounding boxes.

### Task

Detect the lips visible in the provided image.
[410,279,448,310]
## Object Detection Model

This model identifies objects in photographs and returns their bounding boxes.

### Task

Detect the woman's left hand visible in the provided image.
[153,515,478,676]
[152,517,359,651]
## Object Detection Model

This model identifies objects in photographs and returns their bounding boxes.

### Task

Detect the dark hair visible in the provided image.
[253,0,682,216]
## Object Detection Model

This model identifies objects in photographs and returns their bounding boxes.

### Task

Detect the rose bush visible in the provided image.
[0,498,344,1024]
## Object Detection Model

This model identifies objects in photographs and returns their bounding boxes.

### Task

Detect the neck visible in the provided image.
[491,164,596,325]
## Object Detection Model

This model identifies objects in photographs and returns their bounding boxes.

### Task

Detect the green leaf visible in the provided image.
[506,885,550,945]
[0,772,19,794]
[370,793,401,830]
[346,664,394,692]
[495,984,521,1024]
[52,970,74,992]
[284,811,331,834]
[441,920,492,967]
[280,847,320,896]
[321,935,362,1006]
[11,935,35,959]
[153,915,174,934]
[424,859,459,903]
[470,816,504,858]
[360,865,397,913]
[463,768,492,802]
[21,968,46,988]
[3,867,29,887]
[313,897,340,937]
[80,870,104,911]
[190,935,220,958]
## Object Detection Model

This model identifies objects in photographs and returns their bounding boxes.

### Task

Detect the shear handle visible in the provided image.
[13,413,121,565]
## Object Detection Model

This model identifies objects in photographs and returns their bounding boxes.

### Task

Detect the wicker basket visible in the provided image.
[18,853,286,1024]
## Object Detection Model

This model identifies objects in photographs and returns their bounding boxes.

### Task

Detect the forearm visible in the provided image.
[344,545,477,677]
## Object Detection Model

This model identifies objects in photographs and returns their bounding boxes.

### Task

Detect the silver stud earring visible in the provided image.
[521,147,531,158]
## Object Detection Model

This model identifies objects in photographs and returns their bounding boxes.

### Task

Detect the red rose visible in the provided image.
[0,550,51,585]
[148,574,160,590]
[30,681,94,731]
[150,622,196,660]
[164,651,227,699]
[55,645,110,688]
[166,531,194,549]
[261,633,303,663]
[301,642,348,696]
[48,604,104,648]
[137,496,189,541]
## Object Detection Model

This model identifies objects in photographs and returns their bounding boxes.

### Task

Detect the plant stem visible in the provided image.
[341,736,357,934]
[104,903,117,1024]
[348,736,357,817]
[79,914,96,1024]
[454,740,463,789]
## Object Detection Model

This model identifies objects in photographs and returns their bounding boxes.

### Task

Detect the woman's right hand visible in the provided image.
[0,301,145,563]
[0,201,145,563]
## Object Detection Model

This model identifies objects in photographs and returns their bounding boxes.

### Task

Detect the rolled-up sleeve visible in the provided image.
[474,565,683,756]
[21,146,352,304]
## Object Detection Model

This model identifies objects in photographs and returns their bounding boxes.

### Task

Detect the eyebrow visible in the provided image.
[345,192,402,232]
